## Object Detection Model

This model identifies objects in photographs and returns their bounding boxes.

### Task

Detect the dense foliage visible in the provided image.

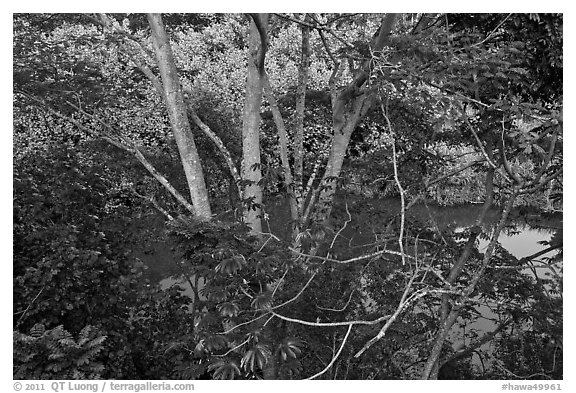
[13,13,562,380]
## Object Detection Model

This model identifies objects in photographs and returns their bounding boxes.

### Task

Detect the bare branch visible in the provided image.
[383,104,406,265]
[18,90,196,215]
[317,28,338,66]
[183,93,243,199]
[471,13,513,47]
[441,318,513,365]
[263,75,299,223]
[520,166,562,194]
[218,313,269,335]
[527,126,560,187]
[215,338,251,358]
[288,246,415,265]
[462,116,498,169]
[493,360,553,380]
[421,191,518,379]
[500,119,523,184]
[305,324,353,380]
[16,285,45,327]
[267,272,318,311]
[425,158,484,187]
[316,290,355,312]
[131,189,174,220]
[271,310,390,327]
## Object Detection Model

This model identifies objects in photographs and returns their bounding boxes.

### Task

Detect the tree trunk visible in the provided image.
[294,14,311,216]
[310,94,373,224]
[241,14,269,234]
[147,13,212,220]
[307,14,398,226]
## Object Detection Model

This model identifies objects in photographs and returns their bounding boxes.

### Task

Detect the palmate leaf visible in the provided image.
[240,343,271,372]
[276,337,303,362]
[215,255,245,275]
[204,335,228,352]
[201,285,228,302]
[217,301,240,318]
[251,292,272,310]
[208,359,241,380]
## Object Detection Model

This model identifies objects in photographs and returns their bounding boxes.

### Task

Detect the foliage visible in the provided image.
[14,324,107,379]
[167,216,306,379]
[13,142,207,379]
[13,12,562,380]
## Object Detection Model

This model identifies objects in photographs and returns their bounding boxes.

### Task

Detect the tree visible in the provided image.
[147,13,212,220]
[241,14,269,233]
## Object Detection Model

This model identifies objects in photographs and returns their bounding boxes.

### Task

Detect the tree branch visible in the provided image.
[288,246,415,265]
[262,75,299,224]
[18,90,197,215]
[305,324,353,380]
[384,104,406,265]
[440,318,512,365]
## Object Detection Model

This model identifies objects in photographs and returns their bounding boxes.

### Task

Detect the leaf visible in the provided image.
[208,359,241,380]
[217,301,240,318]
[240,343,271,372]
[215,255,244,275]
[251,292,272,310]
[276,337,303,362]
[204,335,227,351]
[193,340,206,357]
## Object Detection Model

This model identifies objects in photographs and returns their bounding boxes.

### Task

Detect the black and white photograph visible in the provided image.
[12,11,563,384]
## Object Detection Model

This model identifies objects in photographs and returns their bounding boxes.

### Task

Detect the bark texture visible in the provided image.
[311,14,398,224]
[148,13,212,220]
[241,14,269,233]
[293,14,311,214]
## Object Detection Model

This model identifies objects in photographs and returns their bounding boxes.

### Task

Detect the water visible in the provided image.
[145,201,561,295]
[143,200,561,372]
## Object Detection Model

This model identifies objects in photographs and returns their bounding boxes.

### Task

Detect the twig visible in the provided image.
[383,104,406,265]
[317,28,338,66]
[329,198,351,250]
[16,285,45,326]
[471,14,512,48]
[425,158,484,187]
[500,118,522,184]
[270,268,290,299]
[462,116,498,169]
[266,272,318,311]
[316,290,355,312]
[526,126,560,188]
[493,359,552,380]
[271,310,390,327]
[215,338,251,357]
[354,287,457,358]
[305,324,353,380]
[218,313,269,335]
[131,189,174,220]
[355,268,419,358]
[287,246,415,264]
[274,13,355,49]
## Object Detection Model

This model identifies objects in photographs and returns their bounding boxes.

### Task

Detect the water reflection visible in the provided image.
[144,200,561,372]
[145,201,562,302]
